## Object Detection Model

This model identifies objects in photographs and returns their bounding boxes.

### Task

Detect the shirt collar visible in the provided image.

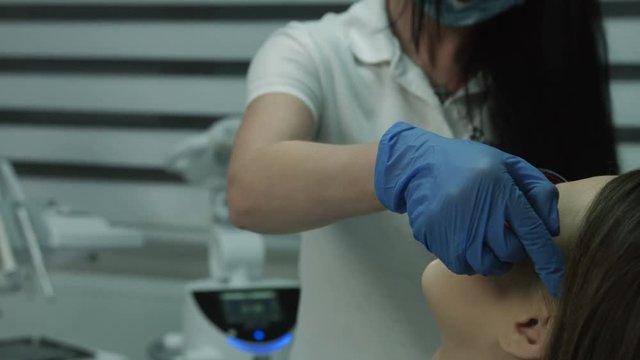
[345,0,488,98]
[345,0,397,64]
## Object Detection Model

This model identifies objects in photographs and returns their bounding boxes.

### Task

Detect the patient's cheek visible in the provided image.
[422,260,445,299]
[422,260,461,326]
[421,260,505,341]
[422,260,475,300]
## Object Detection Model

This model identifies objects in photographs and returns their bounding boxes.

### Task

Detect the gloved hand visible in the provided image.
[374,121,564,297]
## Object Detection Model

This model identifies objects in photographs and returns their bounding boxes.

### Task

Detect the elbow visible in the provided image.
[227,173,261,232]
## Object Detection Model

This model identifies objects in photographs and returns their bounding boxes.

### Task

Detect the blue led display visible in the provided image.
[253,330,266,341]
[227,332,293,355]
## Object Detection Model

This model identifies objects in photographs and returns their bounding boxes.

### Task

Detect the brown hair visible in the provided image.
[544,170,640,359]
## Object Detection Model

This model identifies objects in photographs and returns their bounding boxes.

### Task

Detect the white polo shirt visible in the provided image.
[246,0,493,358]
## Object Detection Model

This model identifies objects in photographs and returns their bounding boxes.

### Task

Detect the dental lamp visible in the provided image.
[159,117,300,360]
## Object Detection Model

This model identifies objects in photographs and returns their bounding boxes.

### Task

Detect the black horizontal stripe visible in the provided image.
[10,131,640,183]
[13,161,184,183]
[2,109,639,145]
[0,4,350,21]
[0,2,636,21]
[617,127,640,143]
[611,64,640,80]
[1,58,638,79]
[0,109,222,129]
[602,1,640,18]
[0,58,249,76]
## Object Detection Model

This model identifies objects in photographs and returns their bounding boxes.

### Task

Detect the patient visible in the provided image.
[422,169,640,360]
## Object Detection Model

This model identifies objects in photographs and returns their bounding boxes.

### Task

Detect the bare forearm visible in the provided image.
[227,140,383,233]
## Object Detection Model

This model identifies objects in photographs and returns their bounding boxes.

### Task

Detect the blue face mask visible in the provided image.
[421,0,525,27]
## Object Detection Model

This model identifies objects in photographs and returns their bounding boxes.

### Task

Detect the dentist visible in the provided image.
[228,0,618,358]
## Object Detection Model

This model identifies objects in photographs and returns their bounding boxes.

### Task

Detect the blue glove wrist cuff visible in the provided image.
[374,121,434,213]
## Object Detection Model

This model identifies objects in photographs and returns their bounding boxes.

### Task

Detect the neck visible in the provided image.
[433,343,515,360]
[386,0,474,92]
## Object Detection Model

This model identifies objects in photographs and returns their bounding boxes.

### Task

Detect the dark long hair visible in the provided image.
[411,0,619,180]
[544,170,640,359]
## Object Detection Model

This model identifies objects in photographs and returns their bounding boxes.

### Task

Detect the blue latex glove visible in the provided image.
[374,122,564,297]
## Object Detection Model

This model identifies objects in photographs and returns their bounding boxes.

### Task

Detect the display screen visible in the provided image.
[195,287,300,342]
[221,290,283,327]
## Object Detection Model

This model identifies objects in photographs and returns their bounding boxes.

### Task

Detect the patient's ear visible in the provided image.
[498,301,551,359]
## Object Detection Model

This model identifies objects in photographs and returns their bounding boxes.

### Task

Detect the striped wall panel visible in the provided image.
[0,22,283,60]
[612,81,640,128]
[0,126,199,167]
[0,18,635,61]
[0,0,638,235]
[0,75,246,114]
[0,76,637,125]
[619,143,640,172]
[606,19,640,63]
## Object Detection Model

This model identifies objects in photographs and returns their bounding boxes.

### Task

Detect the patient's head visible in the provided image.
[422,170,640,360]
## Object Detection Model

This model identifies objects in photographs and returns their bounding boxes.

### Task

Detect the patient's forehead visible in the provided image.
[557,176,615,209]
[555,176,616,249]
[494,176,616,294]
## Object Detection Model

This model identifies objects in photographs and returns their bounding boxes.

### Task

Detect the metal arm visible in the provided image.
[0,160,54,299]
[0,211,18,291]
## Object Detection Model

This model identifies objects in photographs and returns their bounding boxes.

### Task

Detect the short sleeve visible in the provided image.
[246,22,323,123]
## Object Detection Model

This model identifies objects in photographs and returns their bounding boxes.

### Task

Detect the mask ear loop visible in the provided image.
[539,168,568,184]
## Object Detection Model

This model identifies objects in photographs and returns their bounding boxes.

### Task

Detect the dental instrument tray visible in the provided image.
[0,336,94,359]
